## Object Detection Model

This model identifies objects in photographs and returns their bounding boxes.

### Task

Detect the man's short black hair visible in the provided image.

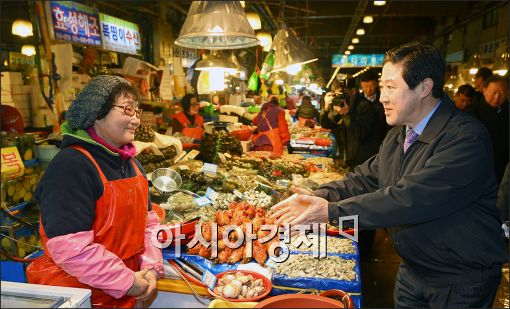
[360,69,379,82]
[456,84,475,98]
[384,42,445,99]
[475,67,493,80]
[483,74,508,88]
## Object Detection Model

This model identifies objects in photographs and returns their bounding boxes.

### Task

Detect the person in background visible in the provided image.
[295,95,319,128]
[252,94,290,156]
[319,93,350,161]
[271,42,506,308]
[473,67,493,102]
[27,76,163,307]
[453,84,476,111]
[469,74,509,183]
[171,93,204,141]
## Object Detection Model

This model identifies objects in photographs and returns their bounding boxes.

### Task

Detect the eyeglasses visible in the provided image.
[113,105,143,118]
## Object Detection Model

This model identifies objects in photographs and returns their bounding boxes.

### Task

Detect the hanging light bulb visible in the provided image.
[12,19,33,37]
[348,45,355,50]
[345,50,351,55]
[270,24,318,73]
[246,12,261,30]
[374,1,386,6]
[256,32,273,52]
[466,52,483,75]
[21,45,36,56]
[492,51,509,76]
[352,38,360,44]
[363,16,373,24]
[175,1,258,49]
[356,28,365,36]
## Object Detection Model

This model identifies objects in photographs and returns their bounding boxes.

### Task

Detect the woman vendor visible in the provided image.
[26,75,163,308]
[252,94,290,156]
[171,93,204,143]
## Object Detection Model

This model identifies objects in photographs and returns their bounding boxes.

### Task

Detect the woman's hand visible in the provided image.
[137,269,158,302]
[127,269,150,299]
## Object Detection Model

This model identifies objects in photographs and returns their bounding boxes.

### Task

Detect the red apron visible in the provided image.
[252,111,283,156]
[298,116,315,127]
[172,112,204,140]
[26,146,148,308]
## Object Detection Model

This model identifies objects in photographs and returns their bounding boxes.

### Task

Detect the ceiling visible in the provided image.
[1,1,506,81]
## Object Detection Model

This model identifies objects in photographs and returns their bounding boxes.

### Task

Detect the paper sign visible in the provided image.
[202,269,217,291]
[205,187,219,201]
[194,196,212,207]
[233,189,244,200]
[218,153,227,163]
[182,149,200,161]
[1,147,24,180]
[203,163,218,175]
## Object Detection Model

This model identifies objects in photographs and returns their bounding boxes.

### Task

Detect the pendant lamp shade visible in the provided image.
[175,1,259,50]
[270,25,318,73]
[195,51,238,74]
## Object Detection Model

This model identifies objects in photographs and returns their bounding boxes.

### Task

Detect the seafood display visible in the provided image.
[187,202,280,265]
[289,236,357,255]
[272,254,357,281]
[212,271,266,300]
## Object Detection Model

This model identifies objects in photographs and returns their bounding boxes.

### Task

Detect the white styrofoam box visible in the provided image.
[11,93,30,104]
[219,114,239,123]
[1,89,13,103]
[1,72,23,86]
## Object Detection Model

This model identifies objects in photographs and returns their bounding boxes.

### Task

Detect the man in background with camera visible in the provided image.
[320,74,386,170]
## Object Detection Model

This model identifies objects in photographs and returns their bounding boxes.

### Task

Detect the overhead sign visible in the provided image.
[332,54,384,68]
[99,13,141,55]
[48,1,101,46]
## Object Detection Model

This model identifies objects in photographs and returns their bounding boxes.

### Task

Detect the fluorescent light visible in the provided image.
[363,16,373,24]
[348,45,355,50]
[352,38,360,44]
[356,28,365,36]
[344,51,351,55]
[374,1,386,6]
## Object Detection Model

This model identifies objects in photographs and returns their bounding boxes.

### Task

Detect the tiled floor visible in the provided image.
[358,230,509,308]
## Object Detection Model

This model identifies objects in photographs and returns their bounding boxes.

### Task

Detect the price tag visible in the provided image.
[1,147,24,180]
[218,153,227,163]
[202,269,217,291]
[203,163,218,175]
[173,151,187,163]
[233,189,244,200]
[205,187,219,201]
[194,196,212,207]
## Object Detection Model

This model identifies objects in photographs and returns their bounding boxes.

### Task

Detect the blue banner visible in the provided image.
[49,1,101,46]
[331,54,384,67]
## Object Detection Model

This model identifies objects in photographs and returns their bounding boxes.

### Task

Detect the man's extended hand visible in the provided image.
[270,194,329,227]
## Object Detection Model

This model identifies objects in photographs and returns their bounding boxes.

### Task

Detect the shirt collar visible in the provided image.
[407,100,442,135]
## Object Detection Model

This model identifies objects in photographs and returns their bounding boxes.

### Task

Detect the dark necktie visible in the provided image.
[403,129,419,153]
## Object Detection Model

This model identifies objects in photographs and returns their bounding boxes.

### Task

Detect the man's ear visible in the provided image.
[420,78,434,99]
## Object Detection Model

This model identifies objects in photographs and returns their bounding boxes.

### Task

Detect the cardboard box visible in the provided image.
[1,72,23,87]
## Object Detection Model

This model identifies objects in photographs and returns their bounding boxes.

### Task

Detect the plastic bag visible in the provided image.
[248,71,259,91]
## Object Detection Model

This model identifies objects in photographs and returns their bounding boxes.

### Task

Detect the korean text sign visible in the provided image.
[99,13,141,55]
[49,1,101,46]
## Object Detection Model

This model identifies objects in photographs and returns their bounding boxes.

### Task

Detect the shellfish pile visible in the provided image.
[213,272,266,300]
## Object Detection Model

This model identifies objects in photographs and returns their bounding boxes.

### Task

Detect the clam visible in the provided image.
[222,283,241,298]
